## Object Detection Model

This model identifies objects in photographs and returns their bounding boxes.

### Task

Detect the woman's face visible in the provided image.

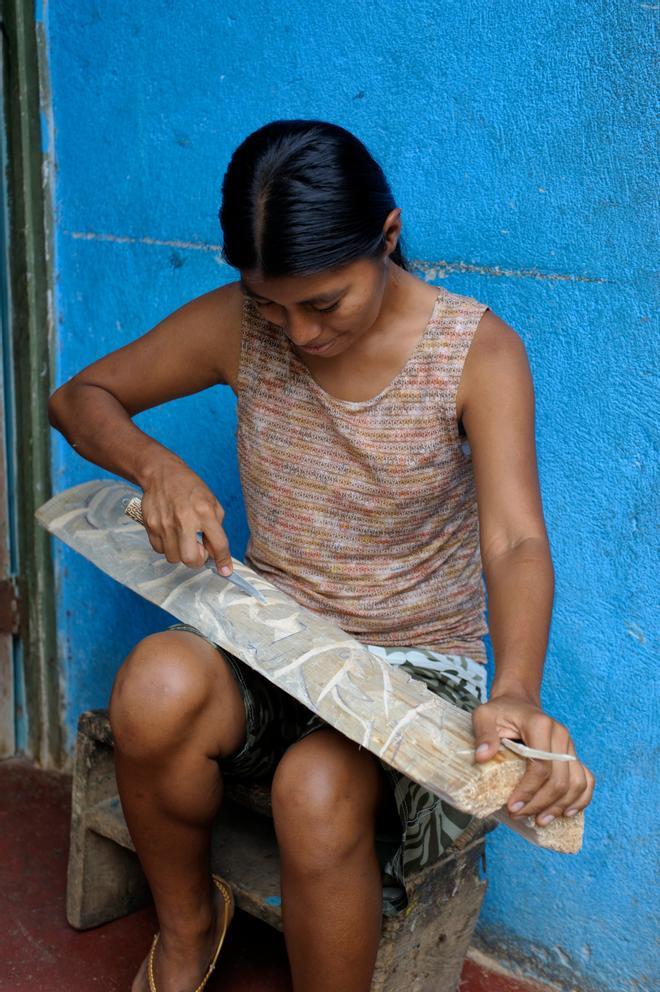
[239,255,392,359]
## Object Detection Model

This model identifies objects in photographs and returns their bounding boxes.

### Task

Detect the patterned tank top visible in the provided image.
[235,287,490,664]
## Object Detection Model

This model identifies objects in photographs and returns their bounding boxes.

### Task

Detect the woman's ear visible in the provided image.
[381,207,402,258]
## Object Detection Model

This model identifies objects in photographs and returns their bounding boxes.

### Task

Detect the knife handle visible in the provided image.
[122,495,145,525]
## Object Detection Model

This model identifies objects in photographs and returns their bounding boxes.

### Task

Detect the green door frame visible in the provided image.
[1,0,61,766]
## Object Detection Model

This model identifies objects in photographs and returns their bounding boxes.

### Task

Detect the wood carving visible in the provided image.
[35,480,583,853]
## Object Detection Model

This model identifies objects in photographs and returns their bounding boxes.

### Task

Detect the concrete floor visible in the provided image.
[0,759,546,992]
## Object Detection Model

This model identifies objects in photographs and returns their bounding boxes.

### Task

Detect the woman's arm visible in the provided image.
[457,308,595,826]
[48,280,244,573]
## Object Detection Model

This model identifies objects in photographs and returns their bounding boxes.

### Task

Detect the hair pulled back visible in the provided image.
[219,119,407,277]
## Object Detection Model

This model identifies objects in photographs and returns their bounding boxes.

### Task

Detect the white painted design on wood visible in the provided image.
[35,480,583,853]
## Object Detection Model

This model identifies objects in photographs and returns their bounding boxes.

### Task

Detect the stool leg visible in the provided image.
[67,711,150,929]
[371,840,487,992]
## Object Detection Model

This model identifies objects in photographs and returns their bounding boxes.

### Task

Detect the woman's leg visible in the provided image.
[271,727,388,992]
[109,630,247,992]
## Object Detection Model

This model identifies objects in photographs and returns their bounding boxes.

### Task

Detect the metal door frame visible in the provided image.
[1,0,61,766]
[0,39,16,755]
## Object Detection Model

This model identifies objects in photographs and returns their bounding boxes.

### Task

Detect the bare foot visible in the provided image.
[131,879,234,992]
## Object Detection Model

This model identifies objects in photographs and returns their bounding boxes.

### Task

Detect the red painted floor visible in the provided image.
[0,759,544,992]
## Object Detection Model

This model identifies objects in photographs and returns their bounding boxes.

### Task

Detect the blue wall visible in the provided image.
[39,3,657,990]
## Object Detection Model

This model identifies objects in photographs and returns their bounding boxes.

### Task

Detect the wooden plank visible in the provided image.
[35,480,583,853]
[211,801,284,930]
[86,794,285,929]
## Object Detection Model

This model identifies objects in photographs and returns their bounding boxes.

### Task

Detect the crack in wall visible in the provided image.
[66,230,223,252]
[64,230,608,283]
[411,259,608,284]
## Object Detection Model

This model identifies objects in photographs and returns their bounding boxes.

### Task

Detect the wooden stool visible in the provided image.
[67,710,490,992]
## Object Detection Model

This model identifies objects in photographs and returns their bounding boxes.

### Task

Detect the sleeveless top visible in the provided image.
[235,287,490,664]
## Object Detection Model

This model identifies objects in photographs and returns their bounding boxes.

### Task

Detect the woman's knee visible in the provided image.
[271,730,382,872]
[109,631,240,758]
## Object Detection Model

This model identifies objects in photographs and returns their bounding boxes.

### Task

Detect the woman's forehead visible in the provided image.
[240,260,371,304]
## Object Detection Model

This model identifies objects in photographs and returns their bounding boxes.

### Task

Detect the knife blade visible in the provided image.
[122,495,267,603]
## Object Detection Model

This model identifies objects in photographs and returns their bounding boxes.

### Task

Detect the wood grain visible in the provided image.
[35,480,583,853]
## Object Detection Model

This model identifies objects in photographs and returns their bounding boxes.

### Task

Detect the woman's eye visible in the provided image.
[252,298,339,314]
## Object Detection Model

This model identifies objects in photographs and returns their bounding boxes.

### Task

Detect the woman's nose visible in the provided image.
[284,314,322,347]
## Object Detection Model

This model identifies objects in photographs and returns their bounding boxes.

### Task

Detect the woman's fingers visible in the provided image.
[140,485,232,572]
[162,503,204,567]
[471,694,595,826]
[508,724,594,825]
[507,717,575,821]
[145,528,164,555]
[505,712,556,815]
[563,765,596,818]
[140,489,183,563]
[177,503,231,572]
[533,738,588,824]
[540,766,594,822]
[516,761,572,825]
[200,512,233,574]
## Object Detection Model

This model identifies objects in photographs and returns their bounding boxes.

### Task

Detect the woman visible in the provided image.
[49,119,594,992]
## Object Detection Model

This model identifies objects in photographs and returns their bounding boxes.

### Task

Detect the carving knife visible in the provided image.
[122,495,267,603]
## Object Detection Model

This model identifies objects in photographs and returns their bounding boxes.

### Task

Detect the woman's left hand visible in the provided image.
[471,694,595,826]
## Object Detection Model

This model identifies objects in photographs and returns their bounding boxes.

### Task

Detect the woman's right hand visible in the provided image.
[139,459,234,575]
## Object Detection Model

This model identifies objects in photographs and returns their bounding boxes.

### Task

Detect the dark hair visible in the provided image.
[219,119,408,277]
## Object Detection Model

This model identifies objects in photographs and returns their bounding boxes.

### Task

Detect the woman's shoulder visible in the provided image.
[456,305,530,423]
[189,279,246,391]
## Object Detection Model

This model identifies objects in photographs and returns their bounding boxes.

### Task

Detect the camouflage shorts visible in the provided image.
[167,622,488,917]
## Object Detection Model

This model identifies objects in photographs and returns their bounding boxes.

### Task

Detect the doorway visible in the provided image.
[1,0,61,765]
